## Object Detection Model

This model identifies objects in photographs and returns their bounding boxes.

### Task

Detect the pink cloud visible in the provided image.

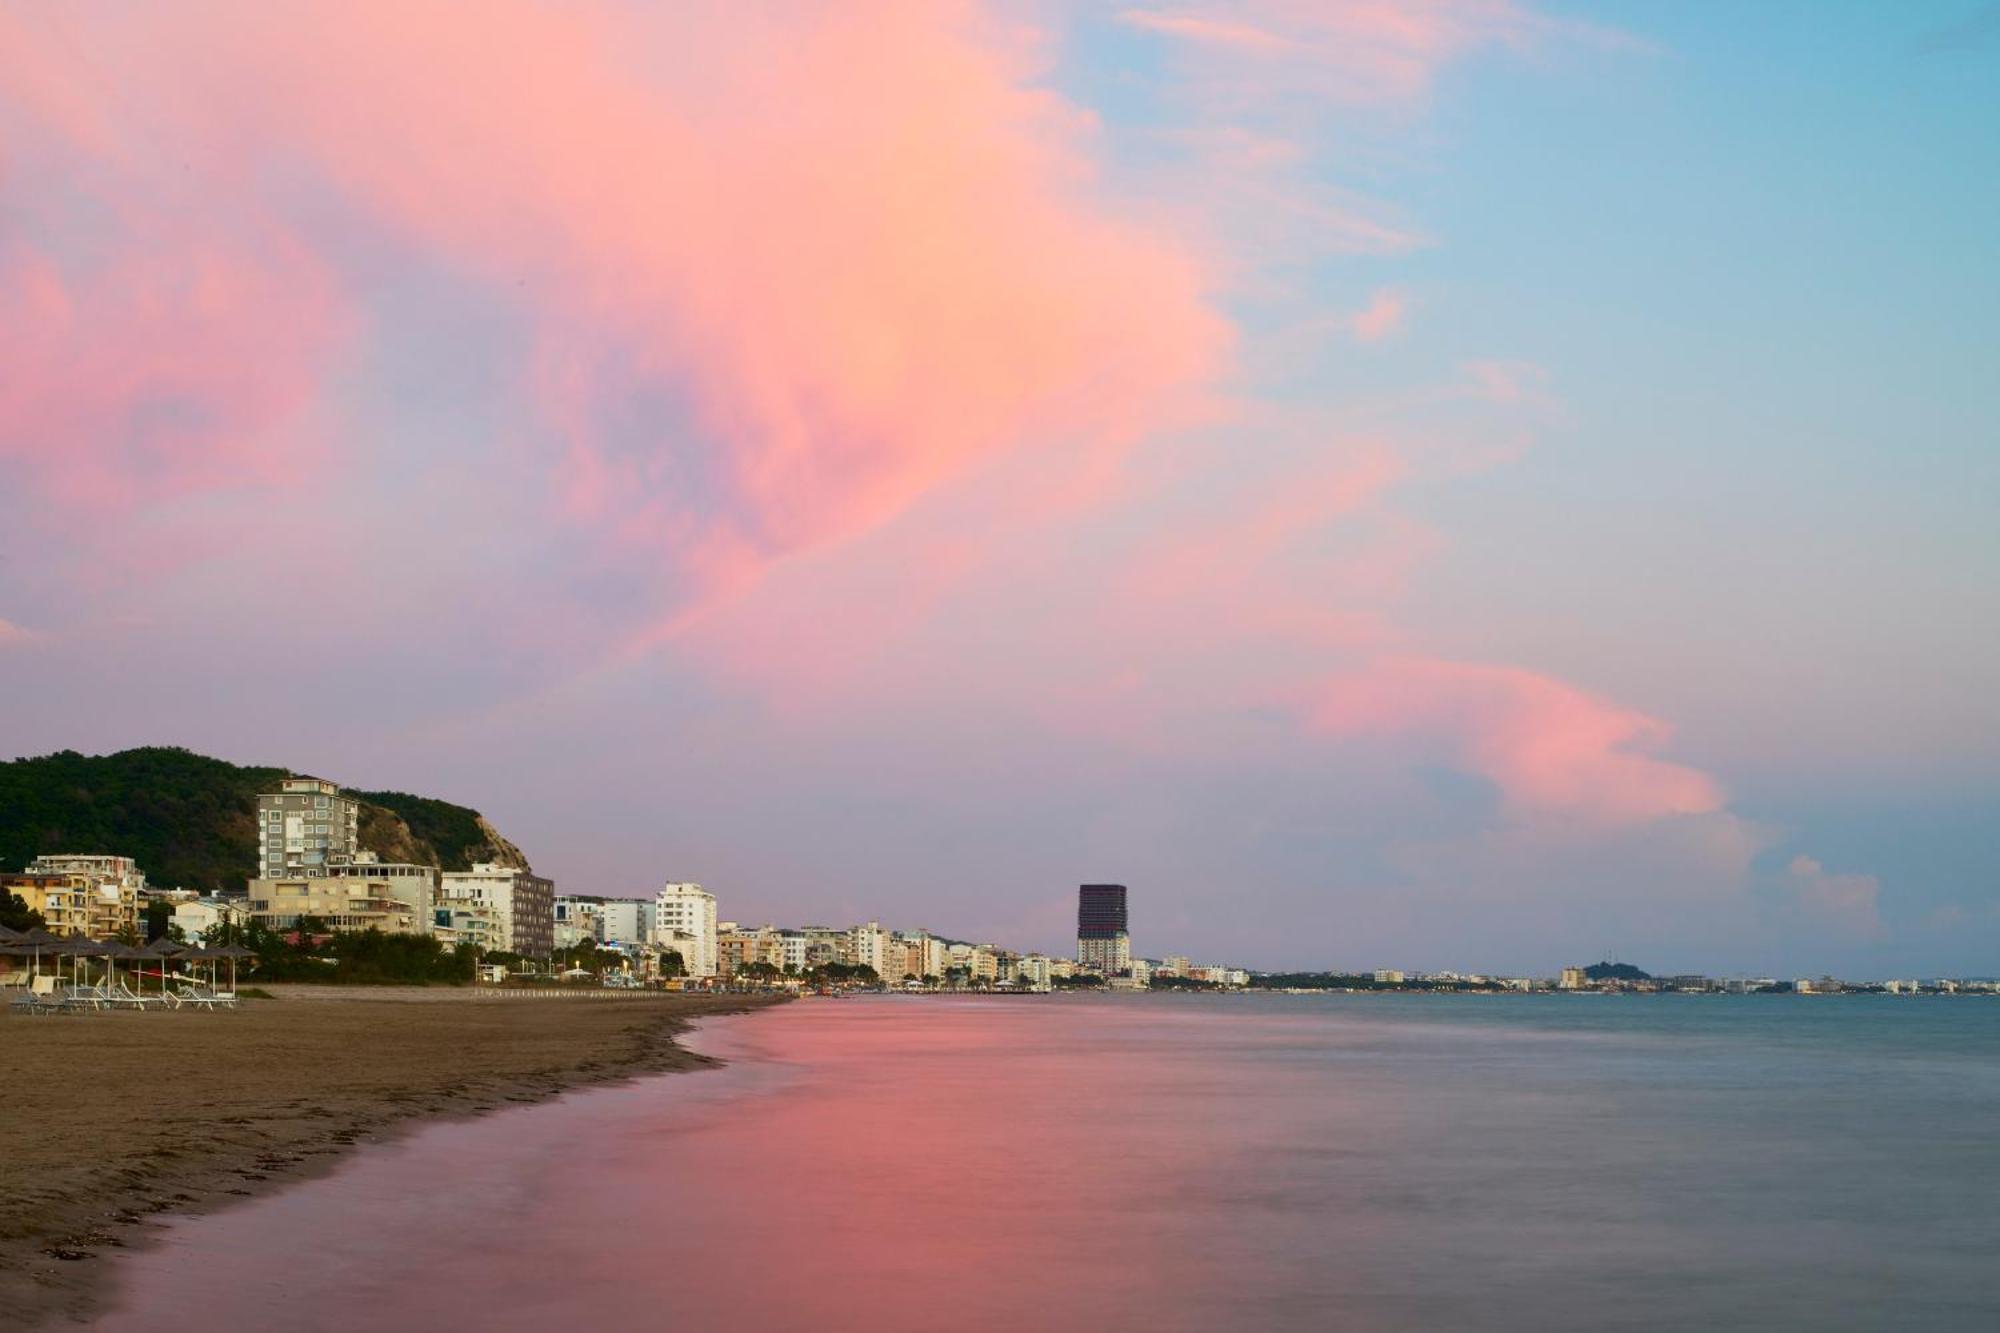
[1307,656,1724,824]
[0,233,346,522]
[1783,855,1883,939]
[1350,288,1409,342]
[3,2,1230,637]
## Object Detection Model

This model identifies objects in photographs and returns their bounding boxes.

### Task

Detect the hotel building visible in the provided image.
[654,883,718,978]
[258,777,361,879]
[246,876,422,935]
[595,898,654,946]
[439,862,555,959]
[1077,883,1131,976]
[22,854,146,938]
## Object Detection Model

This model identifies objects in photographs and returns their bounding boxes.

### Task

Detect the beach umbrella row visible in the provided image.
[2,928,254,993]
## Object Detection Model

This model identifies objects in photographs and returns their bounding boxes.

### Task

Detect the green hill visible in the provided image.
[0,746,528,893]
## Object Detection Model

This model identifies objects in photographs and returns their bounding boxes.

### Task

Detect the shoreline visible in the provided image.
[0,987,784,1329]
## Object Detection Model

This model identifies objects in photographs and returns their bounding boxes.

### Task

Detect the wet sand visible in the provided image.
[0,986,781,1328]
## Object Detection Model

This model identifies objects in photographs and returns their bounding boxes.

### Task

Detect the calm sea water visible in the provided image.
[95,995,2000,1331]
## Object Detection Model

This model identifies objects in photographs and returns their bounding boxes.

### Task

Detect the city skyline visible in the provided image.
[2,4,1996,977]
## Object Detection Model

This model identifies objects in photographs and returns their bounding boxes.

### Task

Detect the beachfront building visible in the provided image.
[717,924,787,977]
[24,854,146,938]
[654,883,717,978]
[246,875,422,935]
[432,902,503,951]
[845,921,895,978]
[1,871,89,935]
[343,852,439,925]
[170,895,245,943]
[1559,966,1588,990]
[1077,883,1131,976]
[596,898,653,947]
[258,777,361,879]
[799,925,846,968]
[907,931,951,980]
[439,862,555,960]
[554,895,603,949]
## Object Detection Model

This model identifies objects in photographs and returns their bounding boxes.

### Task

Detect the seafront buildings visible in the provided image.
[16,790,1948,991]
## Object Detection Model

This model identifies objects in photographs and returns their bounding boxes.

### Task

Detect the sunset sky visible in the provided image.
[3,1,1995,974]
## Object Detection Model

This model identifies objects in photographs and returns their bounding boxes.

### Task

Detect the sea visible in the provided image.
[93,994,2000,1331]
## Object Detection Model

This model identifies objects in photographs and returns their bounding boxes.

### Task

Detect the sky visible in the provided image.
[2,1,1996,977]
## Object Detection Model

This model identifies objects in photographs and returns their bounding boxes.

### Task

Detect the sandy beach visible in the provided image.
[0,987,780,1328]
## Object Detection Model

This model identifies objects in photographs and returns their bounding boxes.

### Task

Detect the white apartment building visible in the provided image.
[800,926,846,968]
[169,895,244,943]
[846,921,894,977]
[654,883,717,978]
[554,895,603,949]
[346,852,439,926]
[1078,933,1131,977]
[595,898,653,946]
[438,862,555,959]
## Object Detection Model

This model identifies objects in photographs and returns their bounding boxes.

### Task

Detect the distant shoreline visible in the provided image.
[0,987,784,1329]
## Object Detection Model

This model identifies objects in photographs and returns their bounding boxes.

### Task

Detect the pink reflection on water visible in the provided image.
[94,1000,1287,1331]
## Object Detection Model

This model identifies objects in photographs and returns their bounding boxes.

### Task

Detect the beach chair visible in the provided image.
[107,980,165,1010]
[176,983,222,1011]
[9,975,61,1016]
[59,983,106,1013]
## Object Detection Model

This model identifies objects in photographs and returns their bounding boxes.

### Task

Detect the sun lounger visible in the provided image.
[9,979,62,1016]
[176,984,224,1011]
[106,981,169,1010]
[59,983,108,1013]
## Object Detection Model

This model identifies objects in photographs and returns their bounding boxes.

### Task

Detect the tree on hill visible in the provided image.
[0,746,526,892]
[1,890,44,931]
[1584,961,1651,982]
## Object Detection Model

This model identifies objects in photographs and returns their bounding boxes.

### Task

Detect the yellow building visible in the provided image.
[12,854,146,938]
[246,876,422,935]
[3,873,89,935]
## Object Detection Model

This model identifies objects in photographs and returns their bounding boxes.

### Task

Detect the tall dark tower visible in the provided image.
[1077,883,1130,975]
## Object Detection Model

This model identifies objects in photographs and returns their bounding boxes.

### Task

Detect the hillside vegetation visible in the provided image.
[0,746,528,893]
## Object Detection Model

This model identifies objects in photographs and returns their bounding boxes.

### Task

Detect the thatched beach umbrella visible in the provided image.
[40,934,93,990]
[139,936,185,999]
[208,943,253,993]
[179,944,223,994]
[103,941,145,997]
[16,927,62,980]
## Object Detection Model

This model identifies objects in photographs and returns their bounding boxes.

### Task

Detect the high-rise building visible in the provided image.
[1077,883,1131,975]
[438,862,555,959]
[257,777,360,879]
[654,883,718,977]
